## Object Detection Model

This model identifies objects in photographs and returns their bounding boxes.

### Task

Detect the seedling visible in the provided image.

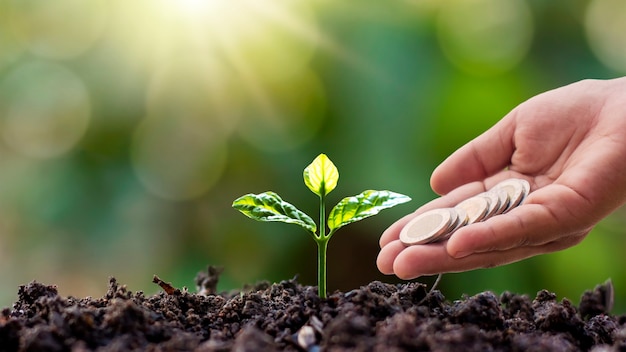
[232,154,411,298]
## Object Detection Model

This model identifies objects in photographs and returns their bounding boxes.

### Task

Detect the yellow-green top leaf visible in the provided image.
[303,154,339,197]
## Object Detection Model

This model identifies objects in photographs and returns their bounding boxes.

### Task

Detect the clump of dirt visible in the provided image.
[0,266,624,351]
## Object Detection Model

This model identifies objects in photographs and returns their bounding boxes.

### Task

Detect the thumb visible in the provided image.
[431,114,516,195]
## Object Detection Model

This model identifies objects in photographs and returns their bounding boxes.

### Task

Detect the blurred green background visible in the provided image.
[1,0,625,313]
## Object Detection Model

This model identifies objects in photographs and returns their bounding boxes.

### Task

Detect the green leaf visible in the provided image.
[303,154,339,197]
[327,190,411,233]
[232,192,317,234]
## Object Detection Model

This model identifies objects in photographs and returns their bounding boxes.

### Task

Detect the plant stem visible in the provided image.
[318,192,327,298]
[317,238,329,299]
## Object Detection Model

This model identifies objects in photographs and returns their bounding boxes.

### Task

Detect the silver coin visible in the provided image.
[491,188,510,215]
[401,178,532,246]
[429,208,463,243]
[492,178,528,213]
[455,196,490,224]
[437,207,468,242]
[516,178,530,203]
[478,191,501,219]
[433,207,462,242]
[400,208,454,246]
[445,207,463,232]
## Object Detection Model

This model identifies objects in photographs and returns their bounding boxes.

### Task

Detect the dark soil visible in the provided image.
[1,266,624,352]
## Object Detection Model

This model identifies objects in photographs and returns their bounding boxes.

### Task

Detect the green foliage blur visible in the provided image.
[1,0,625,313]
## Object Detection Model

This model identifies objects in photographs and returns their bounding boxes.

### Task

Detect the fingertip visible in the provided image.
[445,226,477,258]
[430,121,516,195]
[430,164,446,195]
[377,240,405,275]
[379,227,395,248]
[393,262,421,280]
[392,247,425,280]
[379,212,415,248]
[447,248,472,259]
[430,150,473,196]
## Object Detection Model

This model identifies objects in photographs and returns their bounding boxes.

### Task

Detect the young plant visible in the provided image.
[232,154,411,298]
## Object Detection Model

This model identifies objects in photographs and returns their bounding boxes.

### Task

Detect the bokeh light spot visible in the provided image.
[222,1,319,83]
[7,0,108,60]
[132,57,237,201]
[106,0,319,84]
[585,0,626,73]
[131,114,228,201]
[146,57,243,135]
[0,61,91,159]
[122,0,323,199]
[436,0,533,75]
[0,2,24,72]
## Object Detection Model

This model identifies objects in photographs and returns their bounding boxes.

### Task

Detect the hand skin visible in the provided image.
[378,77,626,280]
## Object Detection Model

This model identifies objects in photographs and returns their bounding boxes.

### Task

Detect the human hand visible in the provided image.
[378,78,626,279]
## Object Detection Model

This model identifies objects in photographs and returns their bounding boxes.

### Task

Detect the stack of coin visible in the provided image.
[400,178,531,246]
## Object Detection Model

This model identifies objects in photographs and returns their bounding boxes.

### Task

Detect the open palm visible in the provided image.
[378,78,626,279]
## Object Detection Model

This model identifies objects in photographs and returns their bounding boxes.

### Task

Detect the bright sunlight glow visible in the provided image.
[92,0,370,200]
[122,0,329,199]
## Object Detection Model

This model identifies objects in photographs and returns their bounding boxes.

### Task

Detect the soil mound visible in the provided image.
[1,267,624,351]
